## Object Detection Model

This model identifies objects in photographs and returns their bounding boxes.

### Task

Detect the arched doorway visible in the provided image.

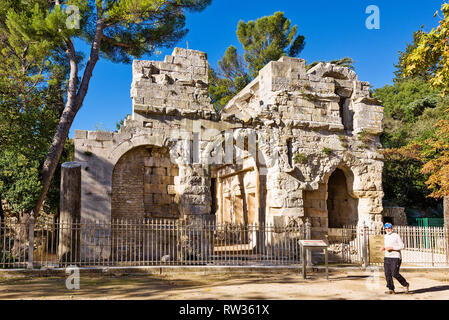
[111,145,180,220]
[110,145,180,262]
[326,168,358,227]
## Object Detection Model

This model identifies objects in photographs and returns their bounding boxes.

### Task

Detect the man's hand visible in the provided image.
[380,247,394,252]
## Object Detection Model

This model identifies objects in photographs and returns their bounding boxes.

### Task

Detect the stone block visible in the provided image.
[171,167,179,176]
[75,130,88,140]
[160,176,170,185]
[167,185,176,195]
[144,184,159,194]
[154,167,166,176]
[173,47,188,58]
[194,66,206,76]
[87,131,97,140]
[164,55,175,63]
[173,55,191,66]
[145,174,162,184]
[95,131,113,141]
[144,194,153,204]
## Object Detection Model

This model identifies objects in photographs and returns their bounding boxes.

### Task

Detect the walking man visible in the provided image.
[381,223,410,294]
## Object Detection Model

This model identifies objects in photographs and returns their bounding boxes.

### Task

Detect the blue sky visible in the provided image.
[70,0,444,137]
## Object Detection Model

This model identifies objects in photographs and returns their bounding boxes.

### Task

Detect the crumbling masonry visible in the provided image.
[74,47,384,244]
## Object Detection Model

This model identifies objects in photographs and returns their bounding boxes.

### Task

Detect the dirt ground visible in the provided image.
[0,269,447,300]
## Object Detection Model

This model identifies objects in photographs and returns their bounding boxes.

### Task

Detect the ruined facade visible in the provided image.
[74,47,384,240]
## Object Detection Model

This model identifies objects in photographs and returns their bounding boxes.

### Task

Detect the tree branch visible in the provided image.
[102,35,133,48]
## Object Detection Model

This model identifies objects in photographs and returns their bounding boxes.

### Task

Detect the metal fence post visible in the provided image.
[446,226,449,267]
[362,222,369,269]
[305,218,312,267]
[27,212,35,269]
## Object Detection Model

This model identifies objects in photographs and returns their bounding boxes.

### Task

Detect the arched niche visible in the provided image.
[111,145,179,220]
[326,168,358,227]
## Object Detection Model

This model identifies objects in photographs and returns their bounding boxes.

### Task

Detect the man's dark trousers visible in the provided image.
[384,257,408,290]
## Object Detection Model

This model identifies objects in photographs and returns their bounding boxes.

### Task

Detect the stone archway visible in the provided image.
[111,145,180,220]
[326,168,358,227]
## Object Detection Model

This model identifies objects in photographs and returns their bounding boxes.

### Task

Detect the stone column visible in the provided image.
[58,162,81,263]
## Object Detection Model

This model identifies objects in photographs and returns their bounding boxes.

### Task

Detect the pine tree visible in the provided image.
[1,0,212,219]
[237,11,305,78]
[209,45,251,112]
[209,11,305,111]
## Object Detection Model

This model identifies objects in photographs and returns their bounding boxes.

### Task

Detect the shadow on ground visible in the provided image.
[409,285,449,294]
[0,270,447,300]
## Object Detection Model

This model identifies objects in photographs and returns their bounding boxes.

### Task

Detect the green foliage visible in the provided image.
[382,148,437,208]
[208,47,252,112]
[0,248,16,265]
[236,11,305,78]
[116,114,131,131]
[373,60,449,208]
[209,11,305,111]
[293,153,307,164]
[373,78,440,122]
[337,135,349,150]
[0,1,76,216]
[0,151,42,213]
[401,2,449,93]
[360,143,369,149]
[322,147,332,156]
[394,30,431,81]
[1,0,211,216]
[357,130,372,144]
[373,78,448,149]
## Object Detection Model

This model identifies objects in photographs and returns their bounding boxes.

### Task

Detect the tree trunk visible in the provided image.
[12,212,31,257]
[32,18,104,217]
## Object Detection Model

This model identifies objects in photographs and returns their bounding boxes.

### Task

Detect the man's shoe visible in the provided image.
[403,283,409,294]
[385,290,395,294]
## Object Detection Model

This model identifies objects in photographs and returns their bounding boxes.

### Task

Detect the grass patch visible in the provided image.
[293,153,307,164]
[357,130,371,144]
[360,143,369,149]
[322,147,332,156]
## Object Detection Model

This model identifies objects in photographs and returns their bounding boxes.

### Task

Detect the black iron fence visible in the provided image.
[0,216,307,268]
[2,216,447,269]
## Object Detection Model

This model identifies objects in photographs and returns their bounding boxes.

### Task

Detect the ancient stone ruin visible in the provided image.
[73,47,384,243]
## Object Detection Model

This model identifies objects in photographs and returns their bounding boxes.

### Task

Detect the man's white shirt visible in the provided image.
[384,232,405,259]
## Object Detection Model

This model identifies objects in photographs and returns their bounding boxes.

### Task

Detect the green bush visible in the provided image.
[293,153,307,164]
[322,147,332,156]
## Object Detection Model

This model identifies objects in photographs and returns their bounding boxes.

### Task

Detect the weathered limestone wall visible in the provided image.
[221,53,385,231]
[74,47,385,248]
[131,47,212,120]
[383,207,407,226]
